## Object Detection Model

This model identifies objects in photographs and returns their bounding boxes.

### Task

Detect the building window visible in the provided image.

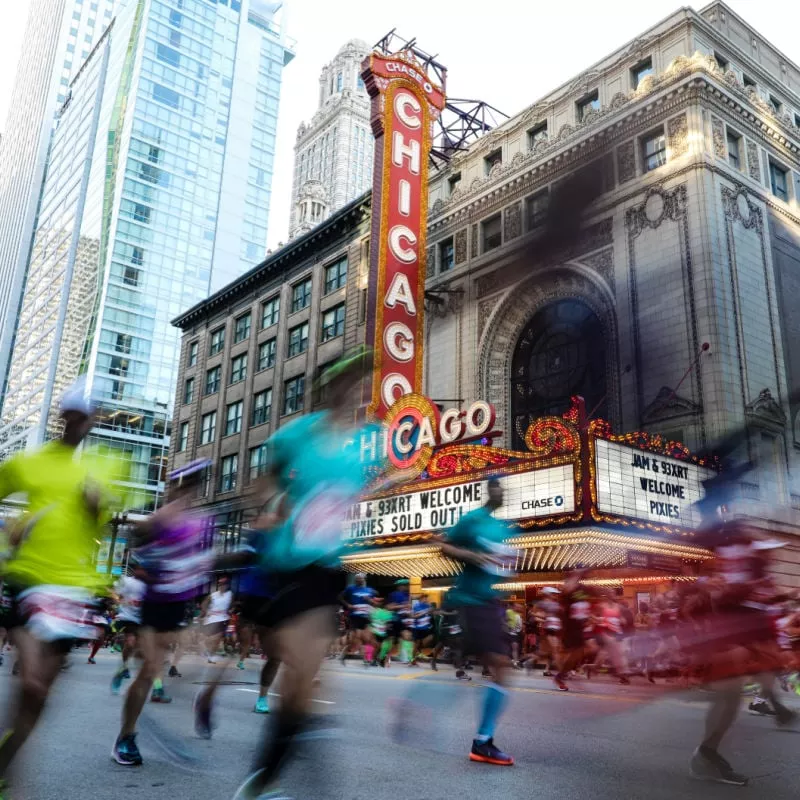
[439,237,455,272]
[188,341,198,367]
[258,338,276,371]
[769,161,789,202]
[252,388,272,427]
[234,312,251,343]
[287,322,309,357]
[249,446,268,481]
[205,366,221,395]
[200,411,217,445]
[527,122,548,150]
[116,334,132,354]
[525,189,550,229]
[131,246,144,265]
[230,353,248,384]
[484,149,502,175]
[336,72,343,91]
[219,454,238,493]
[742,74,756,90]
[447,172,461,196]
[123,266,140,286]
[727,129,742,170]
[178,421,189,452]
[225,401,243,436]
[641,129,667,173]
[481,214,502,252]
[321,305,345,342]
[183,377,195,404]
[283,376,305,416]
[209,327,225,355]
[576,91,600,122]
[769,95,783,115]
[324,257,348,294]
[631,57,654,88]
[713,51,728,72]
[291,278,312,312]
[261,296,279,328]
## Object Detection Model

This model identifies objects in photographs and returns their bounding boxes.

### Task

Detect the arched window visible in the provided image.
[510,300,606,449]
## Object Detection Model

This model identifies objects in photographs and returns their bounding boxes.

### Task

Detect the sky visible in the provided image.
[1,0,798,250]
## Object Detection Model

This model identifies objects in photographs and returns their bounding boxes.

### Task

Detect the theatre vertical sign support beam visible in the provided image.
[361,52,446,420]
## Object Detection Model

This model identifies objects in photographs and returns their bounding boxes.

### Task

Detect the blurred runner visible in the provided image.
[202,576,233,664]
[0,380,116,795]
[411,594,434,666]
[110,570,146,693]
[112,459,213,766]
[338,573,377,665]
[230,348,381,800]
[387,579,413,664]
[439,478,515,766]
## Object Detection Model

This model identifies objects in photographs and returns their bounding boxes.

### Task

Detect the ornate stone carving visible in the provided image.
[476,271,500,299]
[478,297,500,339]
[635,75,658,96]
[668,113,689,158]
[556,124,575,142]
[710,115,726,159]
[430,198,445,216]
[503,202,522,241]
[454,228,468,265]
[617,140,636,184]
[426,289,463,319]
[609,91,629,111]
[426,245,436,278]
[746,388,786,431]
[470,224,479,259]
[641,386,701,424]
[626,184,687,239]
[721,186,763,233]
[746,139,762,183]
[578,248,614,289]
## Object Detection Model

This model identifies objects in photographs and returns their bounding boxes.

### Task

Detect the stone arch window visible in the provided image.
[510,299,607,449]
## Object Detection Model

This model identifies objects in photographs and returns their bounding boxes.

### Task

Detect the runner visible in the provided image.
[370,597,395,667]
[110,570,146,694]
[410,593,434,665]
[229,348,382,799]
[505,603,523,669]
[0,380,117,795]
[439,478,515,766]
[554,570,595,692]
[387,579,413,664]
[202,576,233,664]
[587,592,630,685]
[112,459,213,766]
[430,591,470,680]
[525,587,561,676]
[338,573,377,665]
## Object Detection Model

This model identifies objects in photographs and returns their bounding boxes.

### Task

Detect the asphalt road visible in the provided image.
[1,648,798,800]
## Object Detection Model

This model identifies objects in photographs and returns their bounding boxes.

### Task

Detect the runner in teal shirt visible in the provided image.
[441,478,516,767]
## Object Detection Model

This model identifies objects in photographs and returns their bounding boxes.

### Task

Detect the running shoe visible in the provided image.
[469,738,514,766]
[254,696,270,714]
[542,670,553,677]
[554,676,569,692]
[236,661,246,670]
[88,657,97,665]
[193,696,213,740]
[231,770,292,800]
[748,700,776,717]
[456,669,471,681]
[111,670,125,695]
[689,746,747,785]
[112,734,143,766]
[168,665,181,678]
[151,687,173,703]
[121,668,131,679]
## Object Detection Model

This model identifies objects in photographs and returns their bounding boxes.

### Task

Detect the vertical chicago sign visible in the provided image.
[361,52,446,419]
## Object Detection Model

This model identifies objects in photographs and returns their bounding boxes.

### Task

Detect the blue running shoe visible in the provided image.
[111,669,125,695]
[112,734,143,766]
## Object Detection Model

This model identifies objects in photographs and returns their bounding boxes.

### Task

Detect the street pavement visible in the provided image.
[1,648,799,799]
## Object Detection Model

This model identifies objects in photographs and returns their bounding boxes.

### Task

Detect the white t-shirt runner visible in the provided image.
[115,576,146,624]
[207,589,233,624]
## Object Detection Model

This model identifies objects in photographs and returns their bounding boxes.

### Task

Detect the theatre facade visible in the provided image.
[170,2,800,593]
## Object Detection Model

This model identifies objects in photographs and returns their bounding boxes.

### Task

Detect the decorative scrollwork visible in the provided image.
[425,445,513,479]
[523,416,581,459]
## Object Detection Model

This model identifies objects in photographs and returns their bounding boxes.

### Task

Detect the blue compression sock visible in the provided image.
[476,683,509,741]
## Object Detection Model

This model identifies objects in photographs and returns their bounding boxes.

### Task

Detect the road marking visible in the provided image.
[233,688,335,705]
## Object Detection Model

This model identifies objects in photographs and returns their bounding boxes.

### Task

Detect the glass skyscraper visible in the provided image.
[0,0,116,407]
[0,0,293,511]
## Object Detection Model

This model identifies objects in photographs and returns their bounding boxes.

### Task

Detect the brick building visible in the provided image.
[170,193,370,521]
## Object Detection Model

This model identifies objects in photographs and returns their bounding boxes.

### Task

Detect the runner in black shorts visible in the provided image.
[339,573,377,664]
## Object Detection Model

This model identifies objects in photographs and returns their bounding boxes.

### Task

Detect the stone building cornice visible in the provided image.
[295,91,370,147]
[428,53,800,236]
